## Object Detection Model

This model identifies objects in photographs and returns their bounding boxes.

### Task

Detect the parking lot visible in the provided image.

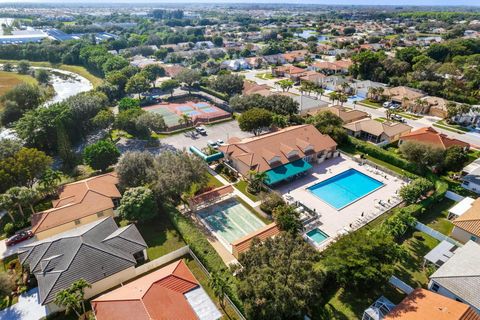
[160,120,252,151]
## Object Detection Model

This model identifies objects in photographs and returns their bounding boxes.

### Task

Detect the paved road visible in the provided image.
[160,120,252,151]
[242,69,480,148]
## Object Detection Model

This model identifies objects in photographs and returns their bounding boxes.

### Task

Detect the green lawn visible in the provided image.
[433,122,466,135]
[437,120,470,132]
[255,72,275,80]
[358,99,382,109]
[207,173,224,188]
[417,198,455,236]
[374,117,387,123]
[234,180,259,202]
[395,112,422,120]
[0,59,103,88]
[136,213,186,261]
[185,257,241,320]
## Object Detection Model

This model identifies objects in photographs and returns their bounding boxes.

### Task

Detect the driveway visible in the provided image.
[0,237,35,260]
[160,120,252,151]
[0,288,48,320]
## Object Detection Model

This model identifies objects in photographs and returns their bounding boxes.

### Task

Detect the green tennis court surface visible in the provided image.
[198,198,265,244]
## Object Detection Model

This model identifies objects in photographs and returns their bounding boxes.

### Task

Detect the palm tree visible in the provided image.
[54,290,82,318]
[330,91,339,105]
[178,113,192,128]
[18,187,38,215]
[247,170,267,194]
[209,272,229,310]
[0,194,15,222]
[338,93,348,106]
[70,279,91,315]
[38,169,62,197]
[314,85,325,98]
[6,187,25,218]
[367,87,378,101]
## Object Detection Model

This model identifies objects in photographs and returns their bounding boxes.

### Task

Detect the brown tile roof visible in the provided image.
[385,289,480,320]
[313,106,369,123]
[219,125,337,175]
[299,71,326,83]
[384,86,426,102]
[31,173,120,235]
[453,198,480,238]
[242,80,273,96]
[274,65,306,75]
[312,60,352,71]
[344,119,412,139]
[282,50,308,62]
[400,127,470,150]
[92,260,201,320]
[231,223,280,258]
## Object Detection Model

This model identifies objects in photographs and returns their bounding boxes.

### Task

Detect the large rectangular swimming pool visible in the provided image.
[307,168,383,210]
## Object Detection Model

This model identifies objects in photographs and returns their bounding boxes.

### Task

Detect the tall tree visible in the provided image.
[174,69,201,94]
[118,187,157,222]
[238,108,273,136]
[83,140,120,172]
[236,233,325,320]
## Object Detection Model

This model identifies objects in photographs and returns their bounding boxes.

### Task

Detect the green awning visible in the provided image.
[265,159,312,185]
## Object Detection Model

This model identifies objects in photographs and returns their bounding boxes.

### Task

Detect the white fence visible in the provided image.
[415,222,462,247]
[445,190,464,202]
[389,275,414,294]
[135,246,190,276]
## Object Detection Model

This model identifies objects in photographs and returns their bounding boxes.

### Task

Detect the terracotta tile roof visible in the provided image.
[313,106,369,123]
[384,86,426,102]
[385,289,480,320]
[242,81,272,96]
[219,125,337,176]
[299,71,326,83]
[92,260,201,320]
[312,60,352,71]
[231,223,280,258]
[344,119,412,139]
[453,198,480,237]
[400,127,470,150]
[282,50,308,62]
[274,65,306,75]
[31,173,120,235]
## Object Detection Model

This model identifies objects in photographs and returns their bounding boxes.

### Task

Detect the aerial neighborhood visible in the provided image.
[0,2,480,320]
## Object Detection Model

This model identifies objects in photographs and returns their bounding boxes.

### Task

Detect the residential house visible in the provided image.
[243,81,272,96]
[399,127,470,151]
[219,125,337,185]
[282,50,309,63]
[272,65,307,81]
[262,54,286,66]
[194,41,215,50]
[428,241,480,313]
[384,288,480,320]
[310,106,369,124]
[91,259,222,320]
[322,75,351,91]
[30,173,121,240]
[221,59,250,71]
[448,197,476,220]
[19,217,147,313]
[453,107,480,129]
[460,158,480,194]
[383,86,426,107]
[310,60,353,75]
[344,119,412,145]
[419,96,449,118]
[451,198,480,244]
[351,80,386,99]
[299,71,326,86]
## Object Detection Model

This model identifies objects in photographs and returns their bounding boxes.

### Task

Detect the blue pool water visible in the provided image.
[306,228,329,245]
[307,169,383,210]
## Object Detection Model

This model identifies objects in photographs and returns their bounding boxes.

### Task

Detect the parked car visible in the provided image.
[217,139,225,145]
[195,126,207,135]
[383,101,392,108]
[207,140,217,147]
[6,230,33,246]
[391,114,406,123]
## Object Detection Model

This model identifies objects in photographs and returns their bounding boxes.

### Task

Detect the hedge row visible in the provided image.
[199,85,229,101]
[166,207,244,312]
[348,137,421,176]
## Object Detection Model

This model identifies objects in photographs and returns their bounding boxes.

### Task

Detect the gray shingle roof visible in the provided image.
[18,217,147,305]
[429,241,480,310]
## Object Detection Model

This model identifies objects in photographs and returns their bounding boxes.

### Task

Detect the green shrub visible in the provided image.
[166,207,243,311]
[399,178,434,204]
[3,223,14,236]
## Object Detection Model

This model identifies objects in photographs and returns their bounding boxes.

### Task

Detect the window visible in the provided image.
[431,283,439,292]
[74,219,81,225]
[97,211,104,218]
[470,236,477,242]
[455,298,463,303]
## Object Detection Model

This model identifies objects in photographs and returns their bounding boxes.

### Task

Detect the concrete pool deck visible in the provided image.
[275,155,405,247]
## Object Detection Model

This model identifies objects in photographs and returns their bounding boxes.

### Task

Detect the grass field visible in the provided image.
[0,71,37,96]
[0,59,103,88]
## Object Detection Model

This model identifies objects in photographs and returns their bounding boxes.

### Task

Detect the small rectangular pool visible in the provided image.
[307,168,383,210]
[306,228,329,245]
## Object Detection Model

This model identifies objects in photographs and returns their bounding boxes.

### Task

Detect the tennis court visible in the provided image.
[143,100,231,130]
[197,198,265,248]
